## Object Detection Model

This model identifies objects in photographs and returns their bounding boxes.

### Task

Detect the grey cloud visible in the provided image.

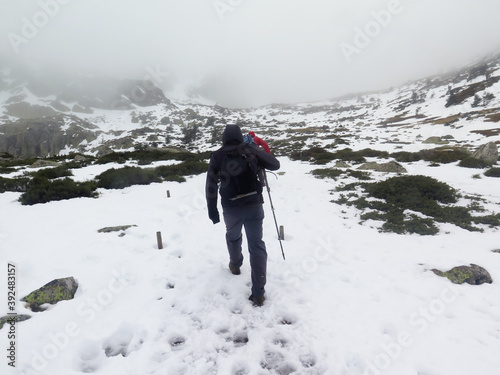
[1,0,500,107]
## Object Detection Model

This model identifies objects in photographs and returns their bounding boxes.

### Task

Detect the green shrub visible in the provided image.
[19,177,97,205]
[0,177,30,193]
[391,151,423,163]
[347,170,372,180]
[365,175,458,205]
[391,147,470,164]
[96,166,161,189]
[485,167,500,177]
[0,166,16,174]
[291,147,336,164]
[96,149,201,166]
[311,168,343,179]
[291,147,387,165]
[333,175,498,235]
[155,161,208,180]
[311,168,372,181]
[332,148,366,164]
[33,166,73,180]
[459,157,490,169]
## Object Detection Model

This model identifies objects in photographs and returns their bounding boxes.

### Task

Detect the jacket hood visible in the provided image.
[222,125,244,145]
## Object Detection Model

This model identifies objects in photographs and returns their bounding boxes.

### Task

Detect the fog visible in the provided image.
[2,0,500,107]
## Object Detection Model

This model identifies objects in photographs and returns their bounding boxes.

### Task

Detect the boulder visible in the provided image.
[423,136,449,145]
[98,225,137,233]
[22,277,78,312]
[0,315,31,330]
[472,142,498,165]
[334,161,351,168]
[357,161,407,173]
[29,160,60,168]
[432,264,492,285]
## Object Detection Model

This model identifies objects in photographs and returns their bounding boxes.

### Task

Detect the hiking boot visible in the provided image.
[229,262,241,275]
[249,294,265,307]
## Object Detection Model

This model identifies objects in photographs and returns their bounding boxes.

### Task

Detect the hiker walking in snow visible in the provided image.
[205,125,280,306]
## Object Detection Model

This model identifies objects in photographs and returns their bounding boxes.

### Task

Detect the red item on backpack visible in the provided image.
[249,131,271,154]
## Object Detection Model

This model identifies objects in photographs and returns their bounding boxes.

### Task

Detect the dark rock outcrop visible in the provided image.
[357,161,407,173]
[6,102,57,119]
[432,264,493,285]
[0,115,100,158]
[0,315,31,330]
[22,277,78,312]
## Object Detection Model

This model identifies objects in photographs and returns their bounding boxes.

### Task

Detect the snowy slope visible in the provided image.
[1,154,499,375]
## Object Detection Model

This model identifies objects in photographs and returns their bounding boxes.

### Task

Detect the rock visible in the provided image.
[334,161,351,168]
[432,264,493,285]
[472,142,498,165]
[0,115,99,158]
[5,102,57,119]
[492,249,500,254]
[423,136,449,145]
[29,160,60,168]
[357,161,407,173]
[22,277,78,312]
[98,225,137,233]
[49,101,71,112]
[72,104,94,114]
[0,315,31,330]
[73,154,88,162]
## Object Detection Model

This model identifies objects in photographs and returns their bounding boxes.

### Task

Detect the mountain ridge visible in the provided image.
[1,52,500,159]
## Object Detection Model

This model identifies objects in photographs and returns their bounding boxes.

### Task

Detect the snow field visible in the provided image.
[0,156,499,375]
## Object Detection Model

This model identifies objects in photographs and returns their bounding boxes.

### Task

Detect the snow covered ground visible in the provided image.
[1,154,500,375]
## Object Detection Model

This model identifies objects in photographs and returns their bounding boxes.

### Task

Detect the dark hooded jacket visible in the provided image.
[206,125,280,219]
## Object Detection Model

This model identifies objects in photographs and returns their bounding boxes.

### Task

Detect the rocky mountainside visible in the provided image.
[1,52,500,159]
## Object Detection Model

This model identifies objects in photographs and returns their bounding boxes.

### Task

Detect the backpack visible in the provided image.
[219,144,261,202]
[243,134,256,147]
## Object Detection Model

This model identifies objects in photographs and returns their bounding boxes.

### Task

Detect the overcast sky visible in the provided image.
[2,0,500,107]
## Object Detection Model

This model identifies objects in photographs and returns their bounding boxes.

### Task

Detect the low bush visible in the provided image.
[96,149,202,166]
[311,168,372,181]
[311,168,343,179]
[333,175,499,235]
[458,157,490,169]
[391,147,470,164]
[0,177,30,193]
[19,177,97,205]
[484,167,500,177]
[365,175,458,205]
[155,161,208,180]
[292,147,388,165]
[96,166,161,189]
[291,147,336,164]
[32,166,73,180]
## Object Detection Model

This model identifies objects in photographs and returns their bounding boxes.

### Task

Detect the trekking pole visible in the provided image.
[263,170,285,260]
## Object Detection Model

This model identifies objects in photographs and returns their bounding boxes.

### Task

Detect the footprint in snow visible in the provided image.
[75,339,106,373]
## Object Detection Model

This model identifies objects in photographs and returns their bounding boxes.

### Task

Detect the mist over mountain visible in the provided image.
[2,0,500,107]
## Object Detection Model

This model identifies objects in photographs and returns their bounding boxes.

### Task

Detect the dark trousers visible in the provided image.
[223,205,267,297]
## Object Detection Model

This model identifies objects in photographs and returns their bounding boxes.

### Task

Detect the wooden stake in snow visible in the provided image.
[167,190,171,198]
[156,231,163,249]
[279,225,285,241]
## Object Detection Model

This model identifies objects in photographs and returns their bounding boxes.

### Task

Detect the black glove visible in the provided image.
[209,209,220,224]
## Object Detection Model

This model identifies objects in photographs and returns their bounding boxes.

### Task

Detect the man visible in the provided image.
[248,131,271,154]
[206,125,280,306]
